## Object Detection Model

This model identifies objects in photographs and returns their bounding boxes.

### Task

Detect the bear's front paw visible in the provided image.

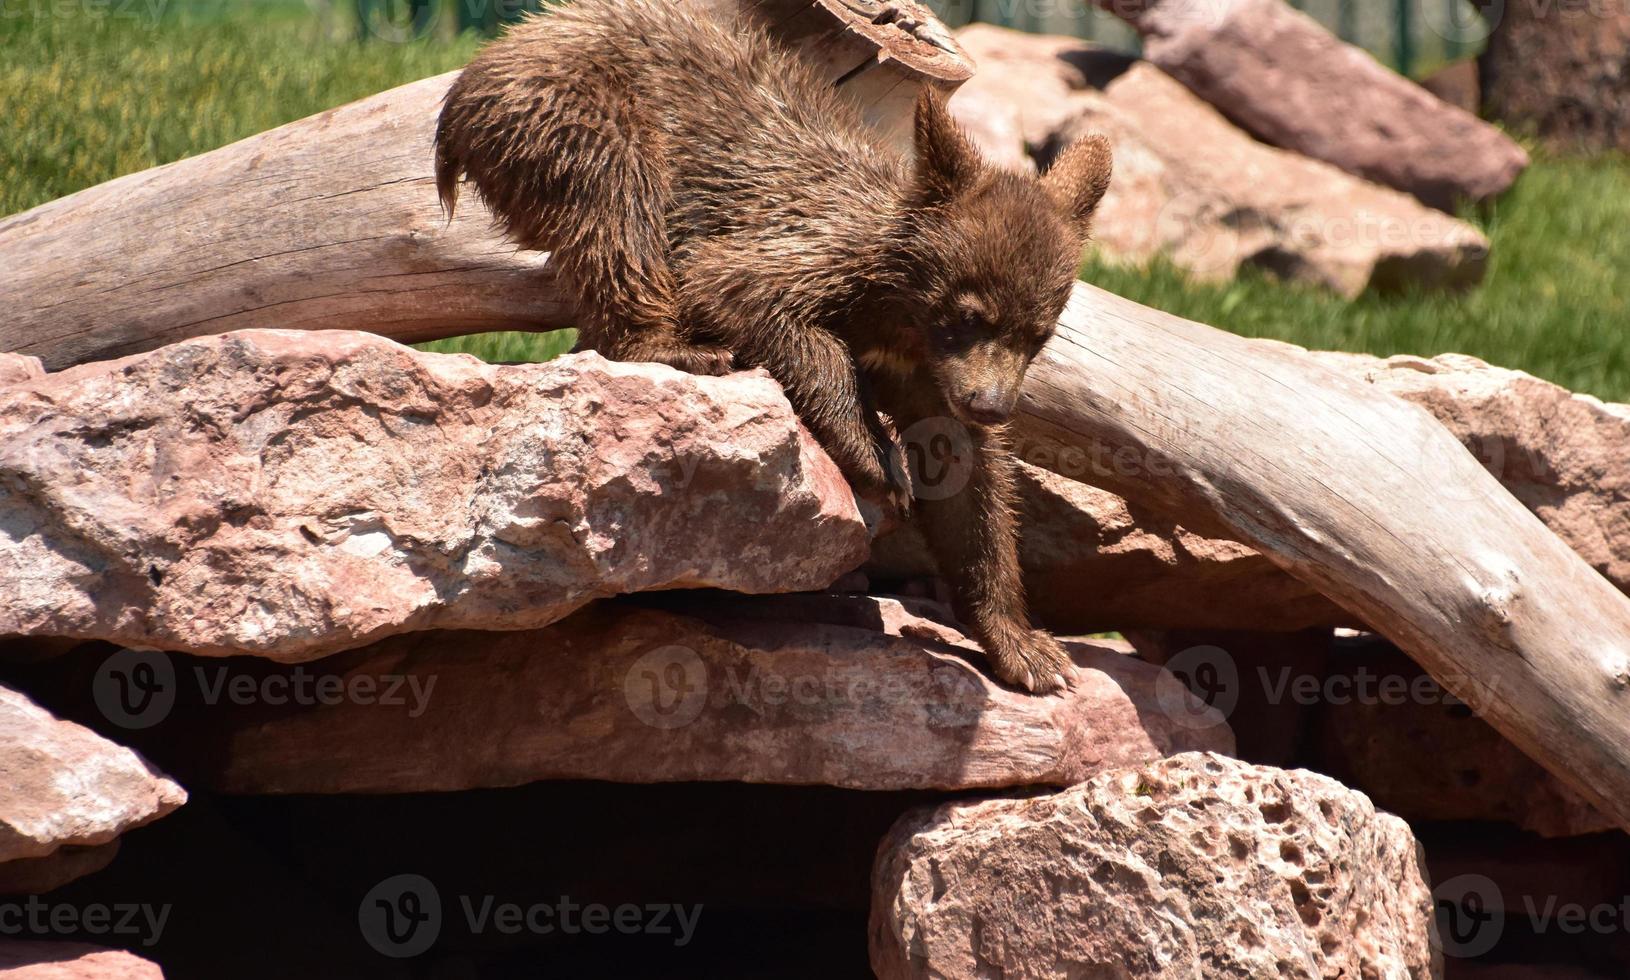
[984,623,1073,694]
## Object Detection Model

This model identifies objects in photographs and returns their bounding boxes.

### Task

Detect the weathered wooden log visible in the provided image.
[5,0,1629,831]
[1012,283,1630,831]
[0,0,972,371]
[0,74,563,371]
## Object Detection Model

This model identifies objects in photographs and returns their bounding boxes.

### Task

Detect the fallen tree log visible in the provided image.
[1012,285,1630,831]
[877,351,1630,636]
[5,0,1630,832]
[0,73,563,371]
[0,72,570,372]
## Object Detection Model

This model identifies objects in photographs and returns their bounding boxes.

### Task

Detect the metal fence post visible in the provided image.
[1394,0,1415,74]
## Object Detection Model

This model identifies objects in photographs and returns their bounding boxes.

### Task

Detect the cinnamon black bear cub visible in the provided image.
[434,0,1112,692]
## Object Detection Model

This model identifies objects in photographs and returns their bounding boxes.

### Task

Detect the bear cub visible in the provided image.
[435,0,1113,692]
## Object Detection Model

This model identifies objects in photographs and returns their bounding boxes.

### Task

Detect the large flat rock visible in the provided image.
[0,331,869,660]
[871,752,1439,979]
[119,595,1232,794]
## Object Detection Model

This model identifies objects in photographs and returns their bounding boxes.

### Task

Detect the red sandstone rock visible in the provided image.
[0,331,869,659]
[871,752,1439,980]
[0,353,44,387]
[1308,635,1613,838]
[141,595,1232,794]
[0,686,183,867]
[0,942,162,979]
[951,25,1490,296]
[1097,0,1527,208]
[0,843,120,897]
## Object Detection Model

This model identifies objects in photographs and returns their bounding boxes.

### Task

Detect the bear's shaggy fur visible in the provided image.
[435,0,1112,691]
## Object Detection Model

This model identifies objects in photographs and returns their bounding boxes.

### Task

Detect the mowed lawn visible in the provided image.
[4,1,1628,398]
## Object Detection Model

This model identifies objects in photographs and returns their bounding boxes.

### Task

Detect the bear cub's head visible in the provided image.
[894,91,1113,427]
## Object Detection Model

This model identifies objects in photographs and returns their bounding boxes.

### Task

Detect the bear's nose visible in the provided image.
[964,388,1012,425]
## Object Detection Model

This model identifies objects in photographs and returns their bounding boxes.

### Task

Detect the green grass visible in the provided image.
[416,329,578,363]
[0,3,480,218]
[4,2,1629,397]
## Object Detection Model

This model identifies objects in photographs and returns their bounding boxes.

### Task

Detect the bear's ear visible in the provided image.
[1041,133,1114,233]
[912,88,980,203]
